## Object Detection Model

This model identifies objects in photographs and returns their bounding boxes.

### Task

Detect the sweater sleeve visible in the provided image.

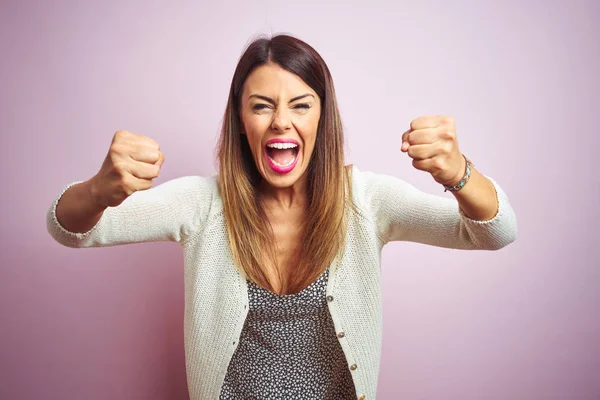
[355,167,518,250]
[46,175,217,248]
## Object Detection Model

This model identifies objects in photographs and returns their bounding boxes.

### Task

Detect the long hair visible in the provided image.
[217,34,352,294]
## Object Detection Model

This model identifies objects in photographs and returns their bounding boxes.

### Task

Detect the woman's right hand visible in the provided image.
[89,130,165,208]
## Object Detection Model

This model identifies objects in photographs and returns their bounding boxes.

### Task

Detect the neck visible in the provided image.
[258,174,309,211]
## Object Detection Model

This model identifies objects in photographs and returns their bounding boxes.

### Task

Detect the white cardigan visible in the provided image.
[46,165,518,400]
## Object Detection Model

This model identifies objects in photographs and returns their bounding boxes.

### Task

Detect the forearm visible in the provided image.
[452,167,498,221]
[55,180,107,234]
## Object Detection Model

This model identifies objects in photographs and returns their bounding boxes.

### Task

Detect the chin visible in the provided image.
[260,167,307,189]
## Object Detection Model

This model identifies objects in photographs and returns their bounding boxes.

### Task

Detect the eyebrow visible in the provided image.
[248,93,314,104]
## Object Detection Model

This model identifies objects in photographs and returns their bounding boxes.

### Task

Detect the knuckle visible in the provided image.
[107,151,119,166]
[441,141,453,154]
[433,158,446,171]
[447,143,454,154]
[112,162,128,176]
[119,178,134,195]
[442,115,454,125]
[114,130,129,141]
[439,128,454,140]
[110,143,126,156]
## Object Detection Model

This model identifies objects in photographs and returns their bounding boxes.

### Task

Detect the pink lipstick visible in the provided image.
[264,138,300,174]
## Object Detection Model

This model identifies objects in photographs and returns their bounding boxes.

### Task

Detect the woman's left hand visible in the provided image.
[401,115,466,186]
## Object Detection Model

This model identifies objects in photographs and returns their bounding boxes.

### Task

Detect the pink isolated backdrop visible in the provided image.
[1,1,598,399]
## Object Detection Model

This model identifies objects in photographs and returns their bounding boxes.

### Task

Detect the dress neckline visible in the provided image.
[247,268,329,298]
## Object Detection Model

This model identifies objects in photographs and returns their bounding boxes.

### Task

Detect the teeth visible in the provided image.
[268,155,296,167]
[267,142,298,149]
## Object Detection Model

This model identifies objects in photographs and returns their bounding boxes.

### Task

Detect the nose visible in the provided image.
[271,107,292,133]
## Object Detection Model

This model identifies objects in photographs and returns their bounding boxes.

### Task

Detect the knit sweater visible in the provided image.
[46,165,518,400]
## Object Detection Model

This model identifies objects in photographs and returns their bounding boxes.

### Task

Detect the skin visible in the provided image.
[239,63,498,224]
[401,116,499,221]
[56,63,498,295]
[240,62,321,210]
[237,64,499,293]
[239,62,321,293]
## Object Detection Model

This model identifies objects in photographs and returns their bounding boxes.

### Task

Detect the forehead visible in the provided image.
[242,63,315,98]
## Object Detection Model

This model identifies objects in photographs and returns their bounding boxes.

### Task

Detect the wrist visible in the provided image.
[442,154,473,192]
[84,177,108,211]
[446,156,467,186]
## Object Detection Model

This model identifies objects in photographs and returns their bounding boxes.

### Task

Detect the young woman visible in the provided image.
[47,34,517,400]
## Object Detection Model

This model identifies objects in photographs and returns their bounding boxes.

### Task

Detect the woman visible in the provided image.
[47,34,517,400]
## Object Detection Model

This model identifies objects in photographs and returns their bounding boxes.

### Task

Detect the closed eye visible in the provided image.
[252,103,311,111]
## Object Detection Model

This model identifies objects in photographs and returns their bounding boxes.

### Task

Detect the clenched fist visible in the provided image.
[401,115,466,186]
[89,130,165,207]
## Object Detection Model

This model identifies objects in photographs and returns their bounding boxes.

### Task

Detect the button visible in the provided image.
[358,395,366,400]
[349,363,357,371]
[326,295,334,302]
[337,332,345,338]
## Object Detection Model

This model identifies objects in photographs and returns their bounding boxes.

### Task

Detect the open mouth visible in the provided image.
[264,140,300,173]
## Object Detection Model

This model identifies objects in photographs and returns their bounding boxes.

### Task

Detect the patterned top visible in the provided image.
[219,268,357,399]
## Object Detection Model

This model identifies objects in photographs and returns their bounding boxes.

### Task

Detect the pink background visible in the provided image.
[1,0,599,399]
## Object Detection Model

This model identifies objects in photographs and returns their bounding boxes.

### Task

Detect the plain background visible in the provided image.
[1,0,598,399]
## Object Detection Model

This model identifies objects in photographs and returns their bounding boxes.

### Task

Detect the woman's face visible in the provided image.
[240,62,321,190]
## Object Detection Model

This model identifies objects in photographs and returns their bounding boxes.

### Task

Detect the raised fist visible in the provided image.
[401,115,465,186]
[89,130,165,207]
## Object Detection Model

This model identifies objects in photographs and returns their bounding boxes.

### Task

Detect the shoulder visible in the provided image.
[348,164,415,210]
[151,174,222,217]
[156,174,219,200]
[165,174,219,195]
[153,174,223,239]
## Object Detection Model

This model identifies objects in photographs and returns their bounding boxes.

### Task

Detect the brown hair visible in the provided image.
[217,34,352,294]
